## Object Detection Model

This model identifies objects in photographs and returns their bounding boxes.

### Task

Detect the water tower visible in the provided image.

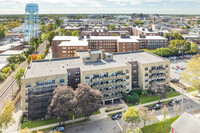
[24,3,39,42]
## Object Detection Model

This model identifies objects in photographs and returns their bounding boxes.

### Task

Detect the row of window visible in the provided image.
[27,79,65,88]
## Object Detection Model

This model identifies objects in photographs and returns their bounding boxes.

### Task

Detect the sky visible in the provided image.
[1,0,200,14]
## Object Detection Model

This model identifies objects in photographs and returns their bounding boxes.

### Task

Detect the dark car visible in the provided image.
[152,102,164,110]
[111,112,122,120]
[49,126,65,133]
[168,99,179,106]
[144,105,152,111]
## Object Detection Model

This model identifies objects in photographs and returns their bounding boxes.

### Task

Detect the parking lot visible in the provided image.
[64,97,200,133]
[167,55,194,81]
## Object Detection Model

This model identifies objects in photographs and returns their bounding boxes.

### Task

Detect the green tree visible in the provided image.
[72,30,79,36]
[109,25,115,31]
[14,68,25,88]
[65,30,72,36]
[168,40,191,55]
[0,101,16,132]
[134,21,144,26]
[6,22,20,30]
[0,24,6,38]
[60,28,65,36]
[190,42,198,53]
[161,105,169,119]
[47,31,56,45]
[163,31,184,41]
[196,20,200,24]
[46,23,54,32]
[181,55,200,93]
[126,127,143,133]
[122,107,141,129]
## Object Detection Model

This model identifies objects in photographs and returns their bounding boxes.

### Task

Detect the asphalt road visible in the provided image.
[64,98,200,133]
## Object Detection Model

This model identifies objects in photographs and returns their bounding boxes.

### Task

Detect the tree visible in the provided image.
[196,20,200,24]
[163,31,184,41]
[190,42,198,53]
[59,28,65,36]
[65,30,72,36]
[173,104,180,116]
[138,107,149,126]
[181,55,200,93]
[150,84,168,102]
[122,107,141,129]
[46,23,54,32]
[6,22,20,30]
[39,25,46,33]
[147,110,157,124]
[47,31,56,45]
[161,105,169,119]
[134,21,144,26]
[14,68,25,88]
[48,85,77,125]
[109,25,115,31]
[75,83,102,120]
[72,30,79,36]
[126,127,143,133]
[168,40,191,55]
[0,24,6,38]
[0,101,16,131]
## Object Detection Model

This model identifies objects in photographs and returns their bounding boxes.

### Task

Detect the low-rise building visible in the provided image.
[52,34,168,58]
[21,50,170,119]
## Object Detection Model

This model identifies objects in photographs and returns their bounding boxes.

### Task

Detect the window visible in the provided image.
[36,81,44,86]
[85,75,90,79]
[47,80,55,85]
[145,85,148,89]
[126,76,129,79]
[75,72,80,76]
[145,79,148,82]
[60,78,65,84]
[26,83,31,88]
[75,78,80,83]
[145,67,148,71]
[145,73,148,77]
[133,70,138,74]
[126,70,129,73]
[68,73,71,77]
[62,47,66,50]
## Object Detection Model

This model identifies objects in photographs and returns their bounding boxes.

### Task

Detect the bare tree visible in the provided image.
[162,105,169,119]
[147,110,157,125]
[75,83,102,120]
[47,85,77,125]
[150,84,168,102]
[173,104,180,116]
[138,107,149,126]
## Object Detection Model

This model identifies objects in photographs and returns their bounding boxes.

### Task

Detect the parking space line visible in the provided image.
[115,120,122,131]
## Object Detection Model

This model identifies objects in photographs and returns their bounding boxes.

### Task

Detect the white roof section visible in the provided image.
[134,26,158,33]
[0,50,24,56]
[52,36,72,41]
[59,40,88,47]
[136,36,168,40]
[0,41,22,51]
[171,112,200,133]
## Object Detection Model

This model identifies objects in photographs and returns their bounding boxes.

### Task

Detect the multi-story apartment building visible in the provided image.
[21,50,170,119]
[52,34,168,58]
[132,26,160,36]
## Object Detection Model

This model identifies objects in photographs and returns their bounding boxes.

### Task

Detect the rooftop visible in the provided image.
[23,50,167,79]
[0,41,22,51]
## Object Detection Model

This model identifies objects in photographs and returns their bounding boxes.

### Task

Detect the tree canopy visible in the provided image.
[0,24,6,38]
[14,68,25,88]
[163,31,184,41]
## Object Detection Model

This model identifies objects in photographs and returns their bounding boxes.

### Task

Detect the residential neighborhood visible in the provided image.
[0,1,200,133]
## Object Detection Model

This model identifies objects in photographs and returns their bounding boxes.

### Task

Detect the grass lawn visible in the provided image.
[187,89,198,93]
[127,91,180,107]
[21,110,100,129]
[165,91,180,98]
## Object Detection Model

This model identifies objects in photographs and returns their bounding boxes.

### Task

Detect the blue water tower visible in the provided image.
[24,3,39,42]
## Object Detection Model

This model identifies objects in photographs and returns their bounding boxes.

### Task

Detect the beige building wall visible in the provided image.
[138,60,170,90]
[81,65,132,104]
[21,73,68,113]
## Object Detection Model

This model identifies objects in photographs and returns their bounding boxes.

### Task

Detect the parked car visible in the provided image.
[179,98,188,103]
[152,102,164,110]
[144,105,152,111]
[111,112,122,120]
[49,126,65,133]
[168,99,179,106]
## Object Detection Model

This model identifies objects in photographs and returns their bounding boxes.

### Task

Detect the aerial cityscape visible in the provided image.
[0,0,200,133]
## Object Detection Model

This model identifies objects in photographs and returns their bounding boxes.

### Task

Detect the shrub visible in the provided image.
[142,90,148,96]
[127,92,139,105]
[147,89,155,95]
[132,89,143,95]
[0,72,6,81]
[105,109,109,112]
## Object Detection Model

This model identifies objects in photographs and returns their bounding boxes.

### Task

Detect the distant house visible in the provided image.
[171,113,200,133]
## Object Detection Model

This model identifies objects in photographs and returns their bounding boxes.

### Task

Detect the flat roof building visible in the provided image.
[22,50,170,120]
